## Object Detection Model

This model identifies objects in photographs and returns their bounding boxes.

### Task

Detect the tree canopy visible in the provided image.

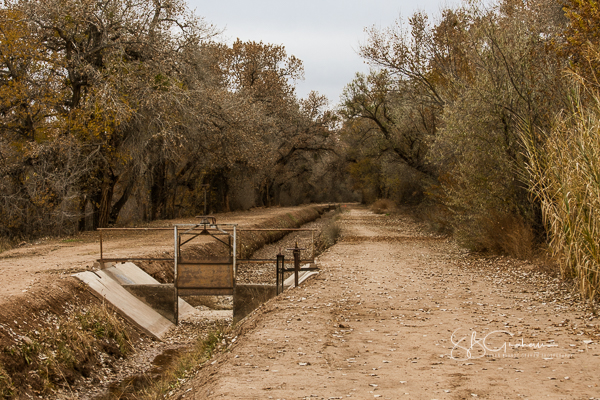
[0,0,350,237]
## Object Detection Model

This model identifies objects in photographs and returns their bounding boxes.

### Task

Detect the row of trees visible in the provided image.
[3,0,598,298]
[0,0,354,238]
[338,0,600,298]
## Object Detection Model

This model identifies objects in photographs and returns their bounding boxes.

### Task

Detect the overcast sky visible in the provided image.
[186,0,456,106]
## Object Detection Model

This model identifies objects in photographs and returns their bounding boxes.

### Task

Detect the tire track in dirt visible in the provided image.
[178,205,600,400]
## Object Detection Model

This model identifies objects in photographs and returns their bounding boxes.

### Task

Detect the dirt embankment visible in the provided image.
[171,206,600,400]
[0,204,330,399]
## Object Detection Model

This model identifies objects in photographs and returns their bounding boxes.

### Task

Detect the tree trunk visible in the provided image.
[150,160,166,220]
[109,176,135,225]
[209,169,230,213]
[78,196,87,232]
[97,180,114,228]
[90,169,117,230]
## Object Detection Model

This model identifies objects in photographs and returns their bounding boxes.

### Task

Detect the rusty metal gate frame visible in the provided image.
[97,224,319,325]
[234,228,319,295]
[173,219,237,324]
[97,227,174,264]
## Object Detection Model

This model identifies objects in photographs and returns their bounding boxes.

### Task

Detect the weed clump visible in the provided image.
[1,304,132,397]
[454,212,536,260]
[370,199,396,214]
[0,237,15,255]
[0,364,14,398]
[138,323,232,399]
[315,220,342,255]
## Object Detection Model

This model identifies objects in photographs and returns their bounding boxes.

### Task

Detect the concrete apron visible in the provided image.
[74,262,200,340]
[233,265,319,322]
[74,262,318,339]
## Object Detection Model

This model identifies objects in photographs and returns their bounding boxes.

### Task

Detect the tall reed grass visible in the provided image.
[521,84,600,301]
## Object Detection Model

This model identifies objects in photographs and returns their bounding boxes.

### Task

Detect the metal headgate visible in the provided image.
[174,217,237,324]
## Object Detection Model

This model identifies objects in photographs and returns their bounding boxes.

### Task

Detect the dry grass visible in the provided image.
[0,236,15,254]
[0,364,14,398]
[0,304,132,397]
[137,324,232,400]
[370,199,396,214]
[416,200,453,235]
[521,83,600,300]
[478,213,536,260]
[315,219,341,255]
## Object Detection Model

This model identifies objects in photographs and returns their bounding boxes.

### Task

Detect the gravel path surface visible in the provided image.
[171,205,600,400]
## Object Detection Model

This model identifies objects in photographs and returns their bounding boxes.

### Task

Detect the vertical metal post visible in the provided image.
[311,230,314,261]
[276,254,279,294]
[229,234,235,289]
[282,255,286,293]
[276,253,284,294]
[232,226,237,311]
[293,243,300,288]
[202,184,209,215]
[233,225,237,275]
[174,226,179,325]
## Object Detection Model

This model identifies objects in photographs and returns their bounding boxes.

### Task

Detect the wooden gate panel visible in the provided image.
[177,288,233,296]
[177,262,233,289]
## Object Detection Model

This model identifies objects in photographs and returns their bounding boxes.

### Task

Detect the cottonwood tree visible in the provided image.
[340,0,569,253]
[340,70,434,176]
[0,8,77,236]
[210,40,338,208]
[268,91,339,205]
[0,0,347,238]
[339,10,470,202]
[427,0,568,250]
[13,0,218,227]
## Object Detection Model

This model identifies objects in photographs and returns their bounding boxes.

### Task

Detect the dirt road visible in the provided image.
[0,206,319,305]
[182,206,600,399]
